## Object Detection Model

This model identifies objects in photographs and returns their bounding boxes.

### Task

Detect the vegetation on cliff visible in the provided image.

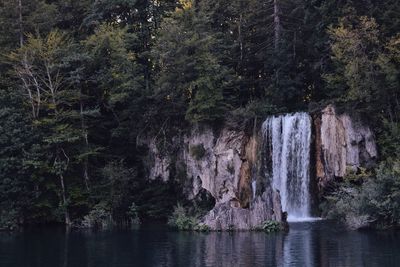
[321,123,400,230]
[0,0,399,229]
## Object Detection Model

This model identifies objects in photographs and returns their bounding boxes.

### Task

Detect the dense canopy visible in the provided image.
[0,0,399,229]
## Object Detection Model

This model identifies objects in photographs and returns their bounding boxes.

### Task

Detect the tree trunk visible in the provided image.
[52,92,71,225]
[60,173,71,225]
[80,97,90,191]
[238,13,244,69]
[273,0,281,52]
[18,0,23,47]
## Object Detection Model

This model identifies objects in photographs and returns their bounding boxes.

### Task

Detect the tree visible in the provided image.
[0,86,37,229]
[325,16,399,121]
[153,0,235,124]
[9,31,84,225]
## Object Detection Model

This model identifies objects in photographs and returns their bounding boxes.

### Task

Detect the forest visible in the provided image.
[0,0,399,230]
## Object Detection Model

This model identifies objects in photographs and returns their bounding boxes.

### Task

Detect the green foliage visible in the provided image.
[101,161,137,219]
[344,167,371,183]
[167,203,210,231]
[321,183,372,230]
[81,202,113,229]
[0,0,400,231]
[226,100,281,130]
[168,204,199,231]
[83,24,140,106]
[189,144,206,160]
[378,121,400,160]
[325,17,381,104]
[365,161,400,227]
[261,220,283,233]
[0,87,38,227]
[136,180,182,220]
[194,223,210,232]
[322,160,400,229]
[153,1,235,124]
[318,8,400,230]
[325,16,400,120]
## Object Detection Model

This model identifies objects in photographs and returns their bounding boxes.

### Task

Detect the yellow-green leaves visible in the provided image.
[325,16,398,114]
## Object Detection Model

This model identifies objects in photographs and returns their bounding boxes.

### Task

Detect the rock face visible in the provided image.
[144,125,283,230]
[147,140,171,183]
[144,105,377,229]
[202,191,283,230]
[316,105,377,191]
[183,127,244,203]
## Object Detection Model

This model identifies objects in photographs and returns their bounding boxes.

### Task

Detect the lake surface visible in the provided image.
[1,221,400,267]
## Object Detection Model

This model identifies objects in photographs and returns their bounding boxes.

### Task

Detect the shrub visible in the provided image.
[225,100,281,130]
[168,204,200,231]
[321,160,400,229]
[194,223,210,232]
[321,183,373,229]
[81,202,113,229]
[190,144,206,160]
[345,166,371,182]
[364,160,400,227]
[262,220,282,233]
[377,121,400,160]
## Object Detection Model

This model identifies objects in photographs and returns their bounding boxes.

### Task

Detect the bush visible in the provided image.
[321,185,372,230]
[377,121,400,160]
[81,202,113,229]
[193,223,210,232]
[321,160,400,229]
[364,160,400,227]
[345,166,371,183]
[261,220,283,233]
[168,204,201,231]
[225,100,281,130]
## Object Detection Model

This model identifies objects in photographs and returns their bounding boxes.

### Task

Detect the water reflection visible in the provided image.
[1,221,400,267]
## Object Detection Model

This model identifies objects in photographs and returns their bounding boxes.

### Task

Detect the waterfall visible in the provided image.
[262,112,312,221]
[251,180,257,200]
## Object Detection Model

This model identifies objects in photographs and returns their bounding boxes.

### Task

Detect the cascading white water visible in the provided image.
[251,180,257,200]
[262,112,312,221]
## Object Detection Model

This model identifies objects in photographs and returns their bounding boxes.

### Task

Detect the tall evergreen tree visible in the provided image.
[153,0,237,124]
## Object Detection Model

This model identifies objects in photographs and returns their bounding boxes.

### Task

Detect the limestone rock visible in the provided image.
[202,191,283,231]
[144,124,284,230]
[318,105,377,190]
[183,127,243,202]
[146,140,171,182]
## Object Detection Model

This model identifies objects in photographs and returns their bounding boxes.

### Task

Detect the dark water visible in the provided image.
[1,221,400,267]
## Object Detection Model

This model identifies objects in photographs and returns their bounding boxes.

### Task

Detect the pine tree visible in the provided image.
[153,0,236,124]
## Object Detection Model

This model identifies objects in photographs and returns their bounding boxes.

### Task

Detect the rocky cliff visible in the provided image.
[144,105,377,230]
[315,105,377,192]
[145,125,283,230]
